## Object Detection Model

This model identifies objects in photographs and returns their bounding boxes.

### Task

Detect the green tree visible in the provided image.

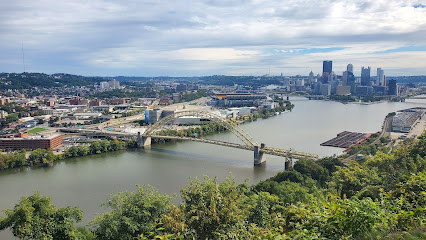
[255,180,313,204]
[90,185,172,240]
[294,159,329,186]
[89,141,102,154]
[98,140,111,153]
[316,157,345,176]
[180,176,246,239]
[0,192,82,240]
[66,146,79,158]
[28,149,55,164]
[9,149,27,168]
[330,164,382,198]
[270,170,304,183]
[285,196,388,239]
[77,145,90,156]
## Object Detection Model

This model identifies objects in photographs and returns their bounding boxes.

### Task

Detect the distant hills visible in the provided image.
[0,72,107,90]
[0,72,425,90]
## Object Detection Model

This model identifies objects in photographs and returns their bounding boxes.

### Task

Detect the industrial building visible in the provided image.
[392,108,425,133]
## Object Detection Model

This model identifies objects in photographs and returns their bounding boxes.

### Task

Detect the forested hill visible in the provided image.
[0,72,107,89]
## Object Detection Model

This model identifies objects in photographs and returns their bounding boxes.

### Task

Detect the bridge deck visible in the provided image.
[149,135,319,160]
[59,129,319,160]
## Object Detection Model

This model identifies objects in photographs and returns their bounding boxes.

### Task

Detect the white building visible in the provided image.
[100,79,120,90]
[0,110,8,119]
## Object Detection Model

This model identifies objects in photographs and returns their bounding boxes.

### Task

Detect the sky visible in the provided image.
[1,0,426,77]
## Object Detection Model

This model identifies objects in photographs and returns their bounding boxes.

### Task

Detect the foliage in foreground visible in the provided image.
[1,132,426,239]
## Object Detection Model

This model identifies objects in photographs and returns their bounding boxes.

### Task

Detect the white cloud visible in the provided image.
[0,0,425,76]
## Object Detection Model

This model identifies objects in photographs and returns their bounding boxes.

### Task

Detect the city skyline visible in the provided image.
[1,0,426,77]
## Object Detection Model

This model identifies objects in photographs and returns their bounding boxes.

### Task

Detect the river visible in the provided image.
[0,97,425,238]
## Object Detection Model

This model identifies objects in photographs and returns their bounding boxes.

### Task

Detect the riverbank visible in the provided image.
[0,139,130,171]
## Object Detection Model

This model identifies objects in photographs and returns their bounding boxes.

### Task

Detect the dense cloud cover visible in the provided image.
[1,0,425,76]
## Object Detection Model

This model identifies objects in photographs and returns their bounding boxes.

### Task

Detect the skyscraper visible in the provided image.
[323,60,332,76]
[361,66,371,86]
[308,71,314,83]
[388,79,397,95]
[347,64,353,73]
[342,71,348,85]
[377,68,384,86]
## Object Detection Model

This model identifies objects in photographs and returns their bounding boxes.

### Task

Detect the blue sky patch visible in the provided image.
[266,47,345,55]
[375,46,426,54]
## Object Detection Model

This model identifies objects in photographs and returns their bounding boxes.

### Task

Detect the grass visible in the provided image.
[28,128,47,134]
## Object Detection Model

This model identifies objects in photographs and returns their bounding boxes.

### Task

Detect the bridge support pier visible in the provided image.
[137,132,151,148]
[254,143,266,165]
[284,156,293,170]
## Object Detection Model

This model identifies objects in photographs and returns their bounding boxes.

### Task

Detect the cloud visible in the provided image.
[0,0,425,76]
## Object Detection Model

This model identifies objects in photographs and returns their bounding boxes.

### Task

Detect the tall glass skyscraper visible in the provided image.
[388,79,397,95]
[323,61,332,75]
[377,68,384,86]
[361,66,371,86]
[347,64,353,73]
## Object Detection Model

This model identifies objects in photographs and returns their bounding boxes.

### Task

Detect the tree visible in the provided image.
[294,159,329,186]
[0,192,82,240]
[330,164,382,198]
[66,146,79,158]
[89,141,101,154]
[255,180,313,204]
[248,192,283,228]
[316,157,345,176]
[98,140,111,153]
[77,145,90,156]
[270,170,304,183]
[9,149,27,168]
[180,176,246,239]
[90,185,172,240]
[28,149,55,164]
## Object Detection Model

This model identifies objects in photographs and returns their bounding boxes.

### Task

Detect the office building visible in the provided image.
[347,64,353,73]
[388,79,397,95]
[323,61,332,77]
[377,68,384,86]
[308,71,314,83]
[320,84,331,96]
[361,66,371,86]
[342,71,349,85]
[373,86,386,95]
[0,134,62,151]
[336,86,351,96]
[356,86,374,95]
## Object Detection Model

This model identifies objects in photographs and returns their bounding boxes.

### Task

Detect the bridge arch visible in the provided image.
[143,110,259,146]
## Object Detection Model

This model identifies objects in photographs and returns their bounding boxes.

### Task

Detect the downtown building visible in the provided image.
[361,66,371,86]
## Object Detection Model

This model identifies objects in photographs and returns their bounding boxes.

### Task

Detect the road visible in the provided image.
[344,115,393,163]
[372,115,393,145]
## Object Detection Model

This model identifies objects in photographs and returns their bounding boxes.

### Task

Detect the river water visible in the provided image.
[0,97,425,238]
